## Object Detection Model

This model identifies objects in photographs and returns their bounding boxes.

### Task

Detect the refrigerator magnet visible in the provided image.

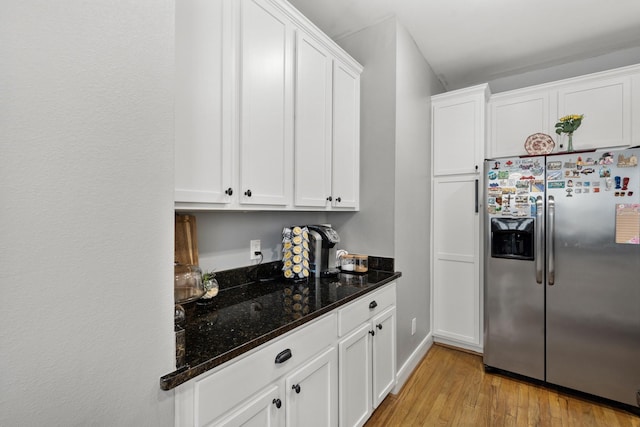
[548,181,565,189]
[617,153,638,167]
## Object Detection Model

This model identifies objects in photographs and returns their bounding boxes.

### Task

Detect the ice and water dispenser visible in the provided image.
[490,218,535,260]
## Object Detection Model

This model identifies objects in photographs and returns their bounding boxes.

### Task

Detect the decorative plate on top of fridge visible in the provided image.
[524,133,555,155]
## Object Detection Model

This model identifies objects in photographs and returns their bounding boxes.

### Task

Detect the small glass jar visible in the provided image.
[174,262,205,304]
[340,254,368,274]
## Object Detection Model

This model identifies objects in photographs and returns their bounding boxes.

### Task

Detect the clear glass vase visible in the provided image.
[567,133,574,152]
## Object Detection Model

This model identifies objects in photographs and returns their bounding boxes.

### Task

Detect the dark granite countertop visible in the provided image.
[160,266,401,390]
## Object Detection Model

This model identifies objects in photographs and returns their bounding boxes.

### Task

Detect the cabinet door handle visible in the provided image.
[369,330,375,336]
[369,300,377,309]
[225,187,233,196]
[272,398,282,409]
[292,384,301,394]
[244,189,252,197]
[474,179,479,213]
[376,323,383,330]
[274,349,292,364]
[326,196,332,202]
[336,197,342,203]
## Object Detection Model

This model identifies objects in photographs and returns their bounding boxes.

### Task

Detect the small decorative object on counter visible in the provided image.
[555,114,583,152]
[174,261,205,326]
[174,262,205,304]
[339,253,368,273]
[281,226,310,280]
[200,270,219,299]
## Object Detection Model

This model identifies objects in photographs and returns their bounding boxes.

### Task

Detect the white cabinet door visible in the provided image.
[331,61,360,209]
[285,347,338,427]
[371,307,396,409]
[432,175,481,350]
[215,385,283,427]
[238,0,293,206]
[557,76,631,150]
[488,90,554,158]
[338,323,371,427]
[432,84,488,176]
[294,31,333,208]
[175,0,233,205]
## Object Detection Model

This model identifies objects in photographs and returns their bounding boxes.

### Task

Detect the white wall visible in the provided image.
[394,23,443,367]
[195,211,329,271]
[1,1,175,425]
[488,46,640,93]
[330,18,398,257]
[332,17,445,386]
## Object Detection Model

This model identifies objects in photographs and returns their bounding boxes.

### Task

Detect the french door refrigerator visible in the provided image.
[483,148,640,409]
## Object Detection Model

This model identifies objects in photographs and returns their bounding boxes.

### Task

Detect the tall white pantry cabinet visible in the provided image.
[430,84,489,353]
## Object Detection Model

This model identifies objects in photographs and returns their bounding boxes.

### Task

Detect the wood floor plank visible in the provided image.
[365,344,640,427]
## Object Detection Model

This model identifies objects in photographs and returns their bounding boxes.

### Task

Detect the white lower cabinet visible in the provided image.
[338,284,397,427]
[174,282,397,427]
[175,314,337,427]
[371,308,396,408]
[285,347,338,427]
[216,385,283,427]
[338,323,370,426]
[217,347,338,427]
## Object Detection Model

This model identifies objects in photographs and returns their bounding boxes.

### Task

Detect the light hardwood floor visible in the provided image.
[366,344,640,427]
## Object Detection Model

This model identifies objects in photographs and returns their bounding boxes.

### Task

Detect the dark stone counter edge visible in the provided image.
[160,271,402,390]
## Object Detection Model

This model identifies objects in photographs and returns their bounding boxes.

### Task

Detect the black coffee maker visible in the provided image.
[307,225,340,277]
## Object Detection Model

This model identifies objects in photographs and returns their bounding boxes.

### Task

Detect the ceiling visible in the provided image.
[288,0,640,90]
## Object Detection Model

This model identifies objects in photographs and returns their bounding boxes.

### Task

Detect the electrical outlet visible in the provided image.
[250,240,261,260]
[411,318,416,336]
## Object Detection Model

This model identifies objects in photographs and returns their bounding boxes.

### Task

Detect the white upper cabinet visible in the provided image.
[294,31,333,208]
[238,0,294,207]
[175,0,233,205]
[293,32,361,210]
[331,62,360,209]
[556,75,631,151]
[488,90,554,159]
[432,84,489,176]
[175,0,362,211]
[488,65,639,158]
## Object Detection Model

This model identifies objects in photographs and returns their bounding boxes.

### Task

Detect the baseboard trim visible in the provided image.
[433,335,483,354]
[392,332,433,395]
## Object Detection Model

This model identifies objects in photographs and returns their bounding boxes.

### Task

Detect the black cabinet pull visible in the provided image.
[336,197,342,203]
[369,301,377,309]
[275,349,292,364]
[244,189,252,197]
[225,187,233,196]
[272,398,282,409]
[376,323,383,330]
[292,384,301,394]
[369,330,375,336]
[474,179,479,213]
[326,196,332,202]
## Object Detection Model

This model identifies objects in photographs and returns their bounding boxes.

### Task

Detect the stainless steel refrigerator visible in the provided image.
[483,148,640,409]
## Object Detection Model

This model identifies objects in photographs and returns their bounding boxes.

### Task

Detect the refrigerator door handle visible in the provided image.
[535,196,544,284]
[547,195,555,286]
